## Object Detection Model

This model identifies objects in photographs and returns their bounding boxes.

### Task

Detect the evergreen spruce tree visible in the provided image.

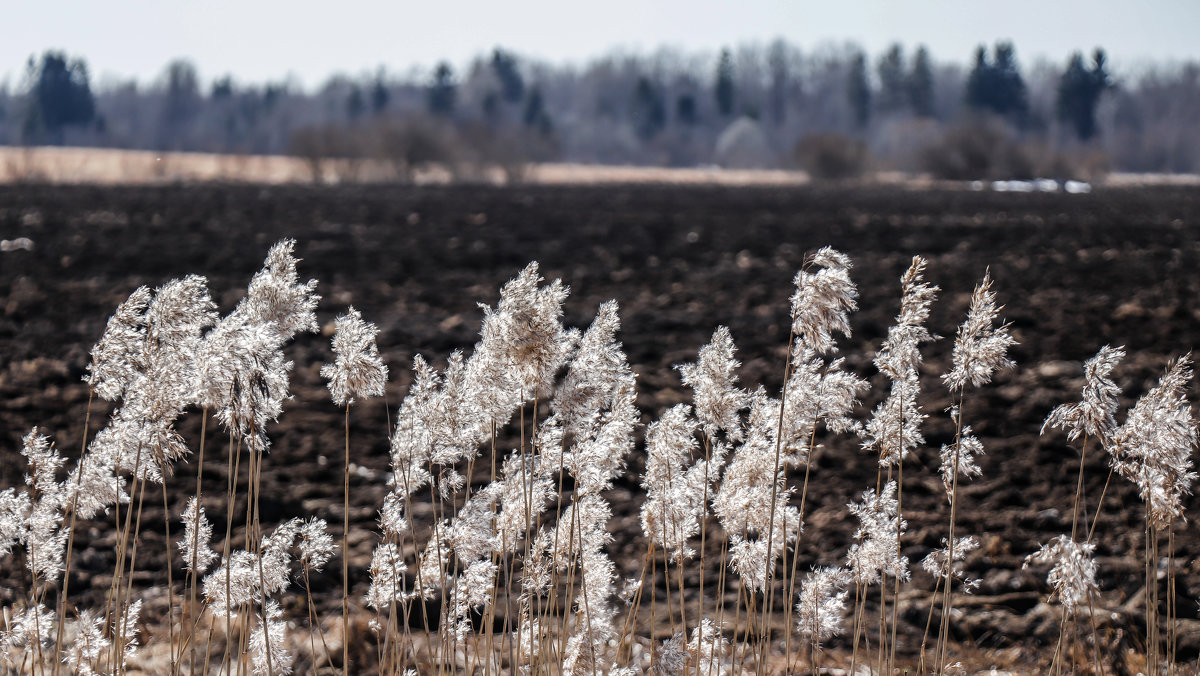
[427,62,457,117]
[491,48,525,104]
[632,76,666,139]
[523,86,553,136]
[965,42,1028,124]
[715,48,735,117]
[676,93,698,126]
[371,73,390,114]
[1057,49,1112,140]
[877,44,907,112]
[22,51,96,144]
[907,46,935,117]
[848,52,871,129]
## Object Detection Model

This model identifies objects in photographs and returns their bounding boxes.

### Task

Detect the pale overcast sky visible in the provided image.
[1,0,1197,89]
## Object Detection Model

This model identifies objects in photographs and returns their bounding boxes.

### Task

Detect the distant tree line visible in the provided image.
[1,41,1198,179]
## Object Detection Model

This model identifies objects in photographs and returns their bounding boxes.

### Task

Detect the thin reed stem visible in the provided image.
[935,389,966,676]
[757,325,797,675]
[918,575,944,673]
[784,429,817,674]
[616,544,654,666]
[187,410,208,676]
[341,403,351,675]
[217,433,243,676]
[1070,436,1090,542]
[117,469,148,676]
[710,531,731,676]
[888,458,904,674]
[52,389,95,676]
[162,481,177,667]
[848,581,863,676]
[1086,588,1107,676]
[1169,522,1177,676]
[696,433,714,665]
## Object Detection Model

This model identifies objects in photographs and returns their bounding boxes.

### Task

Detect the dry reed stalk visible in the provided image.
[50,390,95,676]
[16,244,1200,676]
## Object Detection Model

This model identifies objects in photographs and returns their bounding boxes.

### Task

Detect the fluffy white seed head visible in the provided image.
[861,258,938,466]
[494,452,554,553]
[472,262,573,407]
[1042,345,1125,446]
[194,321,290,432]
[558,494,620,676]
[193,240,318,456]
[795,566,851,642]
[943,271,1015,391]
[552,301,629,440]
[203,550,259,616]
[0,488,31,559]
[922,536,981,593]
[62,429,126,520]
[117,599,142,666]
[235,239,320,340]
[259,519,301,597]
[564,378,639,498]
[22,428,63,504]
[875,256,940,380]
[249,600,293,675]
[144,275,218,360]
[387,264,581,504]
[687,619,732,676]
[377,491,410,538]
[83,286,151,401]
[0,603,54,657]
[790,247,857,355]
[939,409,986,498]
[446,482,502,564]
[62,609,109,676]
[781,350,868,464]
[640,405,705,561]
[387,355,439,500]
[364,542,408,611]
[653,634,688,676]
[413,521,451,600]
[200,520,300,617]
[862,372,925,467]
[846,480,909,586]
[321,306,388,407]
[298,517,336,572]
[712,389,801,591]
[1110,355,1197,529]
[1023,535,1098,614]
[25,498,68,583]
[88,274,216,483]
[677,326,748,442]
[179,495,217,575]
[451,559,499,642]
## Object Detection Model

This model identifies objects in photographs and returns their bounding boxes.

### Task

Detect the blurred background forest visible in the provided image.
[1,39,1198,181]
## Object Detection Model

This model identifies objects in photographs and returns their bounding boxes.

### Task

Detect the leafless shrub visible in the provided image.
[373,116,459,184]
[793,132,869,181]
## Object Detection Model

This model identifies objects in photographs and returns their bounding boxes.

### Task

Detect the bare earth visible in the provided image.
[2,180,1200,673]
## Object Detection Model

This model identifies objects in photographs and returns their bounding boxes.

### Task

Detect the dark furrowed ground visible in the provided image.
[2,183,1200,671]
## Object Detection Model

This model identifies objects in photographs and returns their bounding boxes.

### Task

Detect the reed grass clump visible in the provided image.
[0,239,1196,675]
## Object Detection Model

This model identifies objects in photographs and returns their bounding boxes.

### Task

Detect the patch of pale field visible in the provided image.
[1,144,1198,187]
[0,145,312,184]
[1102,171,1200,186]
[0,145,413,184]
[0,145,814,186]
